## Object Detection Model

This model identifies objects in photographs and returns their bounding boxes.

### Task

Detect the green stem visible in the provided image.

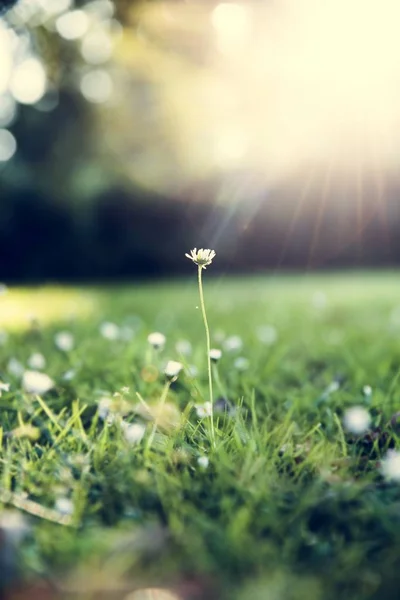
[146,379,171,456]
[198,265,215,446]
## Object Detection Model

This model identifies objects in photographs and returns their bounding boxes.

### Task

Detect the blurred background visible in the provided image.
[1,0,400,281]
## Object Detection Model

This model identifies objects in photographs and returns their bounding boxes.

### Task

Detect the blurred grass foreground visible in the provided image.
[0,273,400,598]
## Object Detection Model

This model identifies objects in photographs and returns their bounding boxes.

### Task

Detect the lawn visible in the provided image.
[2,272,400,599]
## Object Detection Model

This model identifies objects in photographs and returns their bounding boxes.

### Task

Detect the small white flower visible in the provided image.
[7,358,24,377]
[121,422,146,444]
[234,357,249,371]
[55,497,74,516]
[0,381,10,396]
[322,380,340,397]
[195,402,212,418]
[209,348,222,362]
[197,456,209,469]
[121,386,130,394]
[98,396,113,419]
[55,331,74,352]
[27,352,46,370]
[63,369,76,381]
[223,335,243,352]
[363,385,372,396]
[147,331,166,349]
[100,321,120,340]
[185,248,216,269]
[0,510,29,544]
[175,339,192,356]
[256,325,278,345]
[22,370,54,395]
[343,406,371,434]
[381,450,400,481]
[164,360,183,378]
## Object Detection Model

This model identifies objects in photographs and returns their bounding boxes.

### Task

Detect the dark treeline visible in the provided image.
[1,186,399,283]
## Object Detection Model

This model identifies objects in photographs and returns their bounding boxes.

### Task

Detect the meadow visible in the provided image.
[2,272,400,599]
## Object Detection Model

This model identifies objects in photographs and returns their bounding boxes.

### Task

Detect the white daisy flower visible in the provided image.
[100,321,120,340]
[223,335,243,352]
[27,352,46,370]
[55,331,74,352]
[343,406,371,434]
[234,357,249,371]
[197,456,209,469]
[55,497,74,516]
[381,450,400,481]
[7,358,24,377]
[209,348,222,362]
[256,325,278,345]
[195,402,213,418]
[175,339,192,356]
[164,360,183,378]
[121,422,146,444]
[185,247,216,269]
[22,370,54,395]
[147,331,166,350]
[0,381,10,396]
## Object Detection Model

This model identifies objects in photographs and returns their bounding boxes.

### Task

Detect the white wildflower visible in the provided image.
[381,450,400,481]
[209,348,222,362]
[100,321,120,340]
[195,402,212,418]
[27,352,46,370]
[22,370,54,395]
[164,360,183,378]
[175,339,192,356]
[0,510,29,544]
[223,335,243,352]
[256,325,278,345]
[0,381,10,396]
[63,369,76,381]
[185,248,216,269]
[343,406,371,434]
[147,331,166,350]
[234,357,249,371]
[363,385,372,396]
[197,456,209,469]
[7,358,24,377]
[55,497,74,516]
[121,422,146,444]
[98,396,113,419]
[55,331,74,352]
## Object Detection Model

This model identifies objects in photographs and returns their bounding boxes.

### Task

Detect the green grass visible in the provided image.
[2,272,400,599]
